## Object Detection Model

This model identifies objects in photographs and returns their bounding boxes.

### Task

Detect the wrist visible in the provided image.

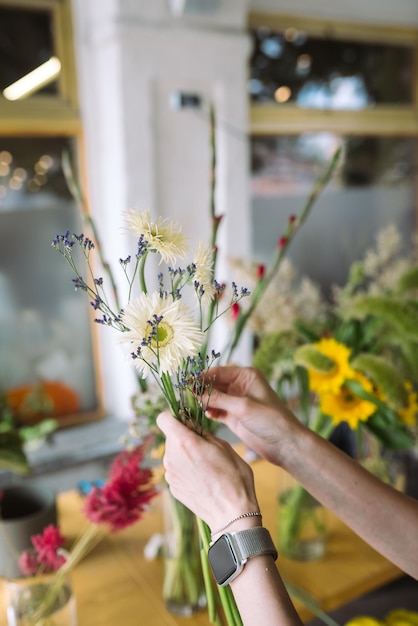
[210,510,262,540]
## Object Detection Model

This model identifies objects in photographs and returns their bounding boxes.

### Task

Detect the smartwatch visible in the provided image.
[208,527,278,586]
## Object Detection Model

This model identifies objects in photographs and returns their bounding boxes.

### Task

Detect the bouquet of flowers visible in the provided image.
[249,223,418,558]
[53,119,341,621]
[53,202,256,623]
[4,443,157,626]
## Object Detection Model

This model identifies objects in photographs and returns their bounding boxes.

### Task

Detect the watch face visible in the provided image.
[208,535,238,586]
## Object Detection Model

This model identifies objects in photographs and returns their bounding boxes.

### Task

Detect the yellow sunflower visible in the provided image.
[319,371,377,429]
[345,618,384,626]
[308,338,353,395]
[397,382,418,426]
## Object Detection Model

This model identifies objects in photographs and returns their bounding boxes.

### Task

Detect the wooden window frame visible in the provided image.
[0,0,80,136]
[248,12,418,138]
[0,0,104,427]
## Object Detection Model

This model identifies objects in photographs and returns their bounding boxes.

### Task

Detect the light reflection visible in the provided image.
[39,154,53,169]
[0,151,12,164]
[34,173,47,185]
[260,37,283,59]
[9,178,23,191]
[297,54,312,72]
[274,86,292,103]
[13,167,27,181]
[27,179,41,193]
[0,163,9,176]
[297,76,370,110]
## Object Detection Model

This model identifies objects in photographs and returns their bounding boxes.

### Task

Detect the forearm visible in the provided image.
[230,554,303,626]
[282,428,418,579]
[214,516,302,626]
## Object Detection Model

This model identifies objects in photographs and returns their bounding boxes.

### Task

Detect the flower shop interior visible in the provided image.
[1,0,418,625]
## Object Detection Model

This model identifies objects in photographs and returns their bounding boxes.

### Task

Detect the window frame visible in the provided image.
[0,0,80,136]
[248,12,418,138]
[0,0,104,427]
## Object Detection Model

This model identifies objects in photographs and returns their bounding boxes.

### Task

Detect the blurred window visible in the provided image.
[249,13,418,294]
[0,2,102,426]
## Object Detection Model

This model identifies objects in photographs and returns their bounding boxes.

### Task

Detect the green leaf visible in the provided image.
[366,412,415,450]
[0,432,30,474]
[345,296,418,341]
[293,320,320,343]
[396,265,418,294]
[19,419,58,442]
[350,353,408,410]
[294,345,335,372]
[252,331,296,381]
[344,381,415,450]
[295,365,311,421]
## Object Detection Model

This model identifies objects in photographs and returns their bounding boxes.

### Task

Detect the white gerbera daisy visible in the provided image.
[123,209,188,265]
[193,243,216,305]
[119,292,204,377]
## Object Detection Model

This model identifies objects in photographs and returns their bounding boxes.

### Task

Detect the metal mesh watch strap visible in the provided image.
[231,527,278,562]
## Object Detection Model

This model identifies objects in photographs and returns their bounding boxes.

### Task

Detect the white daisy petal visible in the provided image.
[193,243,216,306]
[119,292,204,377]
[123,209,189,265]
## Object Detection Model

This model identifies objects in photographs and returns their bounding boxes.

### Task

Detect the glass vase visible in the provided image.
[356,431,407,492]
[5,569,77,626]
[162,489,206,616]
[277,474,328,561]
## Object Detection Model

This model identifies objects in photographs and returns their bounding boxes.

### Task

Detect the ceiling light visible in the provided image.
[3,57,61,101]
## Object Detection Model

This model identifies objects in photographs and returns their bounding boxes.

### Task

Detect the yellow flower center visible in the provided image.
[150,322,173,348]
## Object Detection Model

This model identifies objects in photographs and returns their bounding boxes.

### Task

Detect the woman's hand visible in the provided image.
[157,411,260,534]
[204,365,304,466]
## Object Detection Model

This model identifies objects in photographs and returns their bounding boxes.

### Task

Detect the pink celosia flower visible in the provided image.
[83,446,157,532]
[18,525,67,576]
[17,550,40,576]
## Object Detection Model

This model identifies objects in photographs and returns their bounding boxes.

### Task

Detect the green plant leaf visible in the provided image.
[350,353,408,410]
[366,412,415,450]
[294,345,335,372]
[345,296,418,340]
[395,265,418,294]
[0,432,30,474]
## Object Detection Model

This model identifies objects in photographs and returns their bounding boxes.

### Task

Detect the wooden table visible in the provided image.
[0,456,403,625]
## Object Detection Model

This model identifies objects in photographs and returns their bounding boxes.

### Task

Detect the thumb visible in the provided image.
[156,411,179,436]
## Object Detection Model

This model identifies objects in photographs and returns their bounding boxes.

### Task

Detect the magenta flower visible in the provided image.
[17,443,157,587]
[18,525,67,576]
[83,445,157,532]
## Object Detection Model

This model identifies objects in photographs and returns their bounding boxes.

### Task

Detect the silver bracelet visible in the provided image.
[211,511,262,537]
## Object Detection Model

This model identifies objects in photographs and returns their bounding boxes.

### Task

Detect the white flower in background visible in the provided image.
[123,209,189,265]
[363,224,402,278]
[192,243,216,306]
[228,257,326,336]
[120,292,204,377]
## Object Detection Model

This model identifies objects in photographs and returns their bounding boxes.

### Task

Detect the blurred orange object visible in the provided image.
[6,381,80,424]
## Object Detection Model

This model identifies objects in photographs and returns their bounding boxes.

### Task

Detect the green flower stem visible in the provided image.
[224,146,341,363]
[163,495,205,609]
[160,372,179,418]
[196,517,243,626]
[138,252,148,295]
[201,103,220,359]
[284,580,342,626]
[62,151,120,312]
